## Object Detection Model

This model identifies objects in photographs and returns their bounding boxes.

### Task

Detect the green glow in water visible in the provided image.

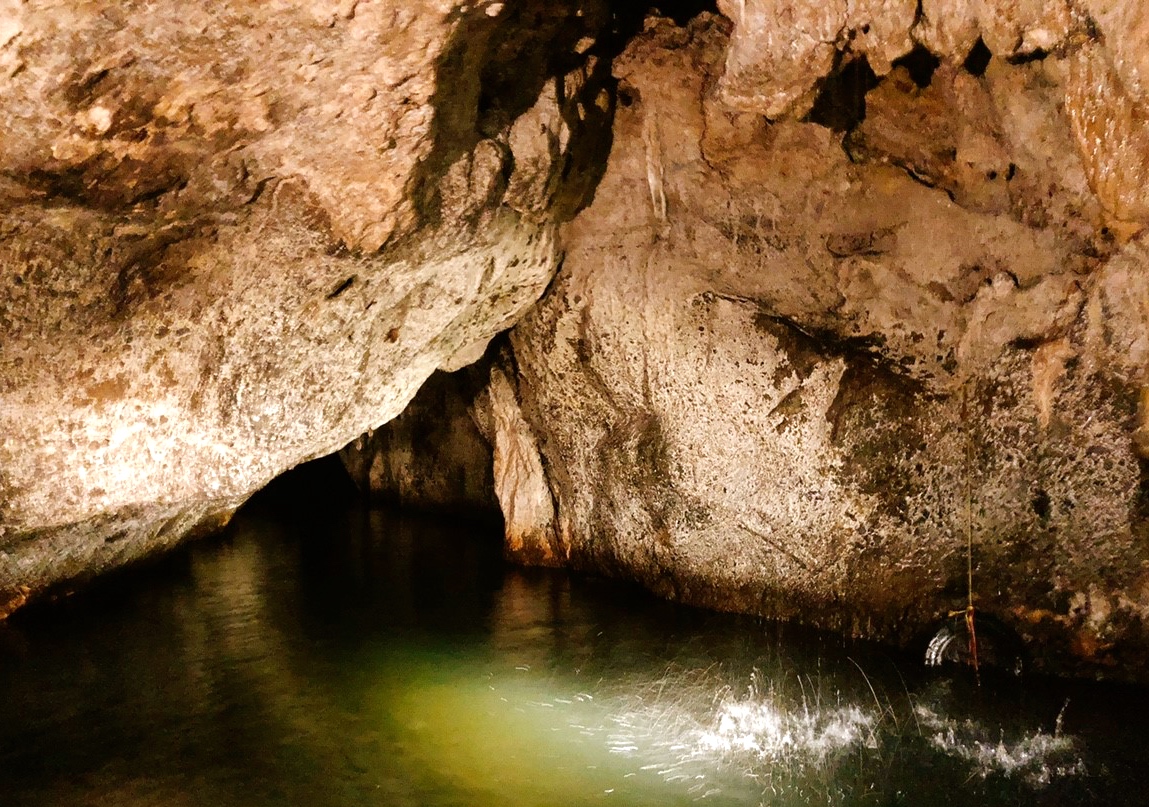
[0,502,1145,806]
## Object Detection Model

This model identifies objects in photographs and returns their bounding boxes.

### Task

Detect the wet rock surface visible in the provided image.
[4,0,1149,682]
[496,14,1149,679]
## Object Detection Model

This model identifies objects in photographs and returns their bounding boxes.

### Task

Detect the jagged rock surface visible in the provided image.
[0,0,614,615]
[498,14,1149,678]
[713,0,1149,239]
[4,0,1149,683]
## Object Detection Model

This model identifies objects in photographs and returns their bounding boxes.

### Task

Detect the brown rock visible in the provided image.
[0,0,614,612]
[338,367,499,515]
[714,0,916,116]
[1065,41,1149,234]
[5,0,1149,684]
[915,0,1075,61]
[485,363,563,566]
[498,14,1149,678]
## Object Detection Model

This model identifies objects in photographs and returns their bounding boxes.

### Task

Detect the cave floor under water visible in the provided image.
[2,494,1149,807]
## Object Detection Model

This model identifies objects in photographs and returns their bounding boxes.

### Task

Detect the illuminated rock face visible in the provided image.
[0,0,614,614]
[4,0,1149,680]
[497,14,1149,679]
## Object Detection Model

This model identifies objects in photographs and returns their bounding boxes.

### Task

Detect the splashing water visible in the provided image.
[560,663,1091,803]
[914,704,1084,787]
[698,698,874,762]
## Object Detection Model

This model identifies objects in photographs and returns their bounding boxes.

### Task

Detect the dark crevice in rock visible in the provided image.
[646,0,719,26]
[1006,47,1050,66]
[1032,487,1052,521]
[754,308,888,363]
[338,354,503,522]
[412,1,711,234]
[545,56,618,221]
[325,275,356,300]
[911,0,924,28]
[603,1,719,42]
[805,55,879,133]
[962,37,992,77]
[899,164,957,200]
[893,44,941,88]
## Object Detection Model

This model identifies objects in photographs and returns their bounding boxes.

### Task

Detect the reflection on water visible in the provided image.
[2,494,1148,807]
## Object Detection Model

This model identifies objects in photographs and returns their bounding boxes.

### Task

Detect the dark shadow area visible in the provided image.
[336,345,506,527]
[291,505,507,638]
[894,43,941,88]
[805,55,879,132]
[412,0,617,229]
[411,0,721,235]
[963,37,993,76]
[244,452,359,517]
[1006,47,1050,65]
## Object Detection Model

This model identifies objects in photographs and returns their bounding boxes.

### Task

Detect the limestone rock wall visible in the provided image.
[0,0,615,615]
[497,13,1149,678]
[4,0,1149,681]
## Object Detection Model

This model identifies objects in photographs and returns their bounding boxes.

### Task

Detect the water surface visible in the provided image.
[2,492,1147,806]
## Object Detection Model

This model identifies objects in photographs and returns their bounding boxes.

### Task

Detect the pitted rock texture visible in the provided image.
[4,0,1149,683]
[714,0,1149,237]
[0,0,615,615]
[498,15,1149,679]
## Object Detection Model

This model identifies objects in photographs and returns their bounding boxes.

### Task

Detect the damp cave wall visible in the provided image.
[340,5,1149,681]
[3,1,1149,679]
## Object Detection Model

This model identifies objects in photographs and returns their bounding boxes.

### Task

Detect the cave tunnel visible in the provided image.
[3,0,1149,804]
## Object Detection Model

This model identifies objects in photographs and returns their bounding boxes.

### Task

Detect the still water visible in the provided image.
[2,489,1148,806]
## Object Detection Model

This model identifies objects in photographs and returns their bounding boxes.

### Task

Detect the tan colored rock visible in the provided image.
[708,0,1149,245]
[1065,41,1149,233]
[4,0,1149,682]
[3,2,437,250]
[1084,237,1149,384]
[1077,0,1149,101]
[915,0,1075,61]
[0,0,613,611]
[486,364,562,566]
[710,0,1090,120]
[848,63,1013,214]
[605,20,1093,389]
[503,15,1149,678]
[714,0,916,116]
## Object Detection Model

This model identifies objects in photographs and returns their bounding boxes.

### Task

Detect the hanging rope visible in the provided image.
[949,381,980,683]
